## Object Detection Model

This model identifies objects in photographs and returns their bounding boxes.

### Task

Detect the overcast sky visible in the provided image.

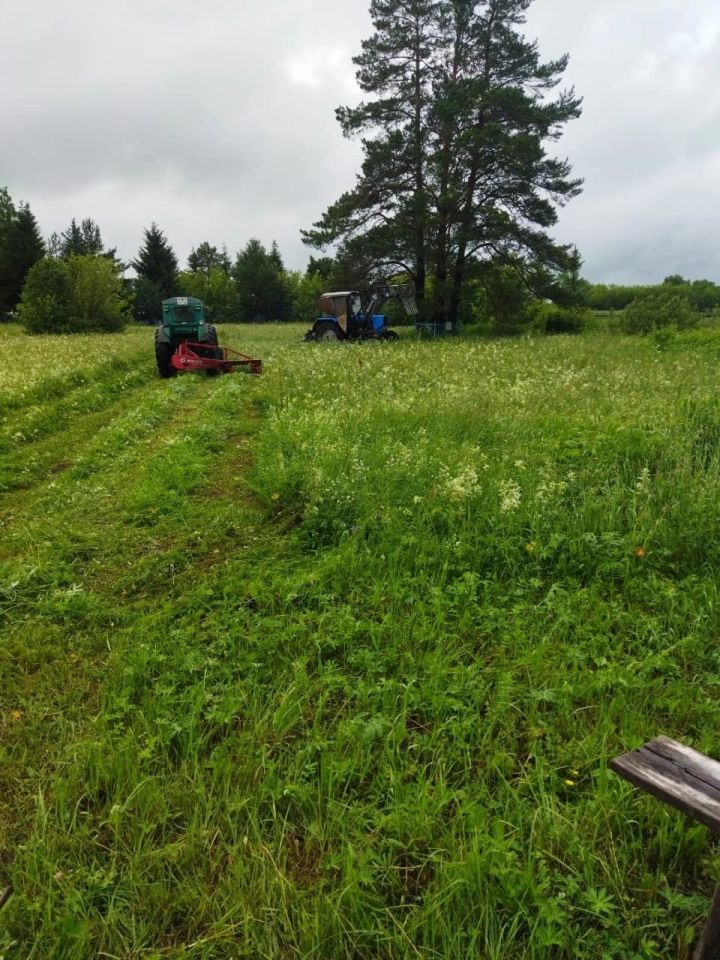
[2,0,718,283]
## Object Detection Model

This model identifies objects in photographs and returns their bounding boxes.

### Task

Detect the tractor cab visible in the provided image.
[318,291,365,335]
[161,296,207,332]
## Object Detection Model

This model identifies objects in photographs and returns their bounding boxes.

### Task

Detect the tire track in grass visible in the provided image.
[0,372,214,558]
[2,376,306,955]
[0,362,155,499]
[0,372,266,883]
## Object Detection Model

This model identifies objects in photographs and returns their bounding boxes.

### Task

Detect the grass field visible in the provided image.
[1,321,720,958]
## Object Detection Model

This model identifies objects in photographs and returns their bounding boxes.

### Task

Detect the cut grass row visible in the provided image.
[1,323,719,957]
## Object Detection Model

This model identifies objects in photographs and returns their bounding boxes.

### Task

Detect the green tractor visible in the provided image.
[154,297,219,378]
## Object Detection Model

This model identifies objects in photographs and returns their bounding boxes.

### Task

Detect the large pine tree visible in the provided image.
[304,0,442,315]
[304,0,582,327]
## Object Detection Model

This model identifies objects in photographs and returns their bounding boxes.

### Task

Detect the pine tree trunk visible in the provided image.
[413,13,427,318]
[446,3,498,328]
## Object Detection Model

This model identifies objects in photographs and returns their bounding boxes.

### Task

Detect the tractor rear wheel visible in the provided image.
[316,322,341,342]
[155,329,176,378]
[199,323,223,373]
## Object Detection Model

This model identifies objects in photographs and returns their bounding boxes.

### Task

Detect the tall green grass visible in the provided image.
[1,323,719,958]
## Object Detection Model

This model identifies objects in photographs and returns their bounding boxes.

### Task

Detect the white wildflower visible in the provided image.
[443,465,481,501]
[636,467,651,493]
[499,479,522,513]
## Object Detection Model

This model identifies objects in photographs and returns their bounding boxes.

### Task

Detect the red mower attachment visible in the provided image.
[170,341,262,376]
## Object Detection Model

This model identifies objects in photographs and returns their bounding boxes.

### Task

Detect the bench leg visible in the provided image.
[694,884,720,960]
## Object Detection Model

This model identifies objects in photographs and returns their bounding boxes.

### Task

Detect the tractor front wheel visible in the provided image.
[155,330,177,378]
[316,322,342,342]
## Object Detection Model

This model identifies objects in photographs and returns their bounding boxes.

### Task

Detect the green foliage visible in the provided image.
[132,223,179,300]
[131,277,163,325]
[0,186,14,230]
[623,290,699,334]
[285,270,325,324]
[584,283,647,311]
[0,201,45,316]
[306,255,336,284]
[663,276,720,312]
[583,277,720,314]
[66,254,129,332]
[530,301,587,335]
[19,254,128,333]
[0,188,16,319]
[233,238,291,322]
[470,264,532,336]
[179,266,239,323]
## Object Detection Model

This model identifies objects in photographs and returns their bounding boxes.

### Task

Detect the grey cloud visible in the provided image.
[2,0,718,281]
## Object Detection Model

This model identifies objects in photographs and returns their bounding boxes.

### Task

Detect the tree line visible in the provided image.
[0,187,362,333]
[1,182,718,337]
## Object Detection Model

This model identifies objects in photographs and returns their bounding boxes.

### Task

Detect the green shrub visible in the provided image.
[469,266,533,336]
[18,257,74,333]
[530,301,587,335]
[19,255,128,333]
[66,255,128,332]
[623,290,699,334]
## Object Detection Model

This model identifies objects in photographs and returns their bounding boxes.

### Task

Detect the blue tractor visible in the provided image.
[304,284,417,342]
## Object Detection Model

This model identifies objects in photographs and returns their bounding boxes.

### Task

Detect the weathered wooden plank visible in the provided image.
[611,738,720,833]
[626,748,720,805]
[647,737,720,792]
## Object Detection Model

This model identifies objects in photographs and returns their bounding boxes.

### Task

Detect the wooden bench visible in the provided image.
[612,737,720,960]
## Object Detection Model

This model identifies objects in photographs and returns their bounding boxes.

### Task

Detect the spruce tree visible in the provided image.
[0,187,14,238]
[233,239,290,322]
[80,218,104,255]
[47,232,63,258]
[60,218,85,258]
[0,203,45,315]
[132,223,179,299]
[304,0,582,327]
[60,218,106,258]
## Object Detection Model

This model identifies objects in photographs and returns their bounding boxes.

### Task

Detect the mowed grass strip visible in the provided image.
[1,323,720,958]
